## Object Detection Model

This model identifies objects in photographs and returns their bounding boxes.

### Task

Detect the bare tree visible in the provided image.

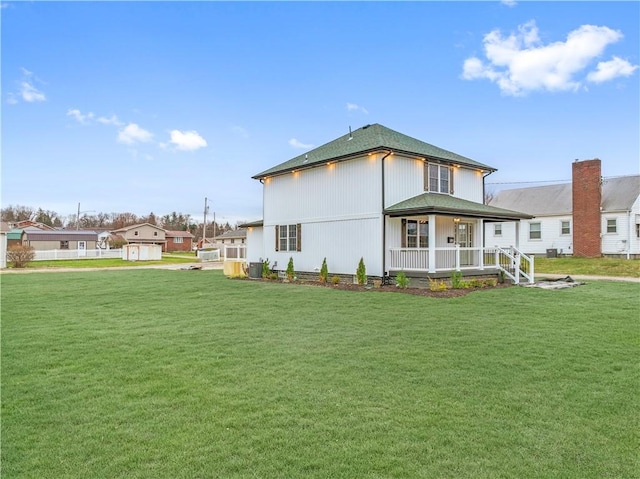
[1,205,36,223]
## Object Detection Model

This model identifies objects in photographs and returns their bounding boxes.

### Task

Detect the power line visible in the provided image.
[486,174,634,186]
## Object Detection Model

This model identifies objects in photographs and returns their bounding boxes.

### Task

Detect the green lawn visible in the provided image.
[21,254,198,269]
[2,270,638,478]
[534,256,640,278]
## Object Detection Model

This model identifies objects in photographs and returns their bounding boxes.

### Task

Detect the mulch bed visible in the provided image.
[249,278,512,298]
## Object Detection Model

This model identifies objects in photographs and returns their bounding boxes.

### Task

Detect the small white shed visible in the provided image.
[122,244,162,261]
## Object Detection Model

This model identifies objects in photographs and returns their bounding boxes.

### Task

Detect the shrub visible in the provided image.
[450,271,465,289]
[485,278,498,287]
[356,257,367,285]
[286,257,295,281]
[319,257,328,283]
[261,259,270,278]
[428,277,448,292]
[331,275,341,285]
[268,273,278,280]
[395,271,409,289]
[7,245,35,268]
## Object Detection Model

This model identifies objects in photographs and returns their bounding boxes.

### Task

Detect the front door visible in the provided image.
[455,222,474,266]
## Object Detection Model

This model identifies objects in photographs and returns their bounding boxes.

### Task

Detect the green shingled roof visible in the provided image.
[385,193,532,221]
[253,123,495,179]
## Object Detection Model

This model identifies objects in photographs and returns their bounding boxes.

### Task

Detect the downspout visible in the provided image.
[482,170,495,252]
[381,150,393,281]
[627,209,632,260]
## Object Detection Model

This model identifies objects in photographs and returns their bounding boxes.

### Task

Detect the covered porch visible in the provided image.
[384,193,535,283]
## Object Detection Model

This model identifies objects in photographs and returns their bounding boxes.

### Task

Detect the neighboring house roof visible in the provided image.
[10,220,55,230]
[601,175,640,211]
[385,193,532,221]
[214,229,247,240]
[0,222,11,233]
[24,230,98,241]
[490,183,573,216]
[166,230,194,238]
[253,123,495,179]
[490,175,640,216]
[111,222,165,233]
[239,220,263,228]
[7,229,24,240]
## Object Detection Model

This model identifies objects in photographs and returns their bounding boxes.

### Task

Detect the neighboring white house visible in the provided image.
[487,165,640,259]
[245,123,532,281]
[0,221,9,268]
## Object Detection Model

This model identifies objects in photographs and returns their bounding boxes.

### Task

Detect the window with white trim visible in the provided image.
[561,221,570,235]
[494,224,502,236]
[606,219,617,233]
[529,222,541,240]
[405,219,428,248]
[276,224,301,252]
[174,236,183,244]
[425,163,451,194]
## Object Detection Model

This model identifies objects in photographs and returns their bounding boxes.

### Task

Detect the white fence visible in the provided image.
[33,249,124,261]
[197,249,221,261]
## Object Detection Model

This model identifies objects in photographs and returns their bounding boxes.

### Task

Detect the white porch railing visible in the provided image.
[224,244,246,262]
[33,248,123,261]
[389,246,534,284]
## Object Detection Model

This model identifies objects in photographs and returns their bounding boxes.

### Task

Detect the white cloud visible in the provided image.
[587,56,639,83]
[97,114,123,126]
[168,130,207,151]
[67,109,95,124]
[20,81,46,102]
[289,138,314,149]
[346,102,369,114]
[118,123,154,144]
[462,21,635,95]
[501,0,517,7]
[8,68,47,104]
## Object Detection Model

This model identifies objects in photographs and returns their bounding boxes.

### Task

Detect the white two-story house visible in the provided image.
[245,124,532,282]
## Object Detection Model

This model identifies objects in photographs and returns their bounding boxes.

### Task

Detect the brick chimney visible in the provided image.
[572,159,602,257]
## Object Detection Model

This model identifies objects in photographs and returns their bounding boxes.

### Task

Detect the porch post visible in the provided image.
[479,219,484,270]
[515,221,521,249]
[428,214,436,273]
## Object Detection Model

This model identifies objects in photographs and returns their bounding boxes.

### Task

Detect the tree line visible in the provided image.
[0,204,235,239]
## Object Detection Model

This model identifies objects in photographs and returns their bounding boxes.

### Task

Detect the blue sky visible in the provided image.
[2,1,638,226]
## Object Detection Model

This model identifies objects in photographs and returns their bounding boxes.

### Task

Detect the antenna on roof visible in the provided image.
[348,126,352,141]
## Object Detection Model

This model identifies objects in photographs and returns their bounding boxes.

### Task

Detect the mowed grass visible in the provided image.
[21,255,198,269]
[534,256,640,278]
[1,271,638,478]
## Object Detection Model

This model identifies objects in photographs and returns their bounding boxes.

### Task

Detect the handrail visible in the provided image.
[494,246,534,284]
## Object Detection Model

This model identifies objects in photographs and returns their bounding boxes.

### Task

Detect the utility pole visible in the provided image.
[77,203,81,230]
[213,211,216,239]
[203,197,208,248]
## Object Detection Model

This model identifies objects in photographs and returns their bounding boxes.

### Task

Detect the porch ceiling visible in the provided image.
[385,193,533,221]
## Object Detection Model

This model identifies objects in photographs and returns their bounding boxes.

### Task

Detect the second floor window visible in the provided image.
[426,164,451,194]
